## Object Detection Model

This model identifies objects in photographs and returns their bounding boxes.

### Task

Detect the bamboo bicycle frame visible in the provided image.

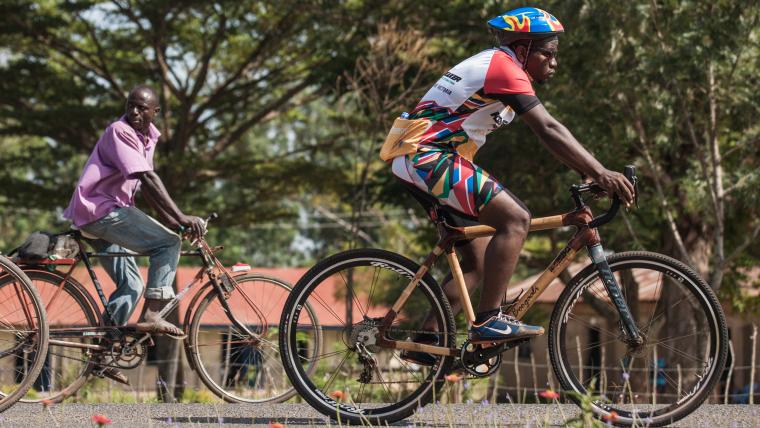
[377,206,600,357]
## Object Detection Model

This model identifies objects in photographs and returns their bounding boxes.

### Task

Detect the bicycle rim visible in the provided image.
[280,249,454,425]
[0,257,49,412]
[549,251,727,426]
[190,274,319,403]
[17,270,99,403]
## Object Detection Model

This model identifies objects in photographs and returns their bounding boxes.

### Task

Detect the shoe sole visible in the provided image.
[468,332,543,344]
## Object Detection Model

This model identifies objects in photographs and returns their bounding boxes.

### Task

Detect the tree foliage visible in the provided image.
[0,0,758,308]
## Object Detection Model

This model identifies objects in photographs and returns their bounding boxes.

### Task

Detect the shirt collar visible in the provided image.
[496,45,524,68]
[119,115,161,148]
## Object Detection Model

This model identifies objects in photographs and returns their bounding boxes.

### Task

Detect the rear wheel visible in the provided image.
[0,256,49,412]
[280,249,455,425]
[549,251,728,427]
[189,274,321,403]
[15,270,100,403]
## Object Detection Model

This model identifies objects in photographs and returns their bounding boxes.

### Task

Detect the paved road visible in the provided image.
[1,403,759,427]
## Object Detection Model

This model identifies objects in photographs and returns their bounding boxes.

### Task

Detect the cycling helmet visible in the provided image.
[487,7,564,46]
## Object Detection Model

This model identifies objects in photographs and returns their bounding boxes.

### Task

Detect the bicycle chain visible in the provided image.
[355,326,514,382]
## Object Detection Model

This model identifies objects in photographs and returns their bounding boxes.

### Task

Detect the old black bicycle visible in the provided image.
[9,215,321,404]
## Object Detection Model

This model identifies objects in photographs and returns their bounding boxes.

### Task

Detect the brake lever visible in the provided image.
[623,165,639,209]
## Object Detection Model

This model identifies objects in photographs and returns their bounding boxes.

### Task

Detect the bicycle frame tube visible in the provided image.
[379,206,601,356]
[36,235,266,354]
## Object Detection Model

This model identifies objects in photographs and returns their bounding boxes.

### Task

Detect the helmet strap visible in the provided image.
[522,40,533,71]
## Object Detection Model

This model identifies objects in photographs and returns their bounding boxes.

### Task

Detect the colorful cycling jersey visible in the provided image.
[408,46,540,161]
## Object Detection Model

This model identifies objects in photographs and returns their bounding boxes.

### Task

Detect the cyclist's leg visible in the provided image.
[406,147,529,316]
[472,189,543,340]
[85,238,144,325]
[81,206,183,336]
[476,188,529,314]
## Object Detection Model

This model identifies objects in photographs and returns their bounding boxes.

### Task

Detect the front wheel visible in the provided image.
[188,274,321,403]
[280,248,455,426]
[549,251,728,427]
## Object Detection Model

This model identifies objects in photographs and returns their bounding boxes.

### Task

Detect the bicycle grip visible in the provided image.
[624,165,636,186]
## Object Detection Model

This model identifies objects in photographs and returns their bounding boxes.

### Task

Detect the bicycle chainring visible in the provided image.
[459,340,503,377]
[109,333,148,369]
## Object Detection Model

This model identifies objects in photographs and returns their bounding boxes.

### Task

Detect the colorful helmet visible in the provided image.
[487,7,564,45]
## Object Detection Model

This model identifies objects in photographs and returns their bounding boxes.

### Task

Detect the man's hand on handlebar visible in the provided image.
[594,169,636,208]
[179,214,207,242]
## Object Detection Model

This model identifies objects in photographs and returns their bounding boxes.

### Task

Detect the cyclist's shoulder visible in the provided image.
[99,118,142,146]
[449,48,525,82]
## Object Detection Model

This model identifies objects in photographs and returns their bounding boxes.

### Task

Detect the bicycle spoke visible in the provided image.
[651,330,702,346]
[302,349,349,364]
[365,267,381,319]
[567,313,620,338]
[644,272,664,335]
[390,353,426,384]
[371,363,395,402]
[322,351,352,393]
[656,342,706,365]
[338,270,367,317]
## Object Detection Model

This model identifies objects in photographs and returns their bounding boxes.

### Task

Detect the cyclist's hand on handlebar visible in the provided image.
[179,214,207,241]
[594,169,635,208]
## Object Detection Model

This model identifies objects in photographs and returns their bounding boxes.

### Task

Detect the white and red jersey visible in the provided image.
[406,46,539,161]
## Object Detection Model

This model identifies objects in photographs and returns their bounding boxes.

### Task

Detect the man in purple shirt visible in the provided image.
[64,85,205,384]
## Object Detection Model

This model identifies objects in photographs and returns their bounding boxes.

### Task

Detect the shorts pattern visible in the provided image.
[406,146,503,217]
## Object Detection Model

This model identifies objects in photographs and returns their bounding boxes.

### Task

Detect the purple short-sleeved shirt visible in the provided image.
[64,116,160,227]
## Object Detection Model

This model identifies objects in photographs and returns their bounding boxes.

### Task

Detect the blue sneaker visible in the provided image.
[469,312,544,343]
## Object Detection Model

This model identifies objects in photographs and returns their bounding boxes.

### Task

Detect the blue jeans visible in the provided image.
[80,206,181,325]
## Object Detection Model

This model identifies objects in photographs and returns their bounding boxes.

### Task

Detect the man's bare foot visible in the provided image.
[98,366,131,385]
[136,298,185,339]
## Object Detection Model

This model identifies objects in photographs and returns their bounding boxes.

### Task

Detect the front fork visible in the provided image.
[587,244,644,346]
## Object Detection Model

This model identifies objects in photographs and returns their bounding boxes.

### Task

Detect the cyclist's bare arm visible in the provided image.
[519,104,634,206]
[137,170,205,238]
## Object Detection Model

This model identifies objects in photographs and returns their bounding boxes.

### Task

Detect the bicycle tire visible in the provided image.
[280,248,455,425]
[548,251,728,427]
[0,256,49,412]
[15,269,101,403]
[188,274,321,403]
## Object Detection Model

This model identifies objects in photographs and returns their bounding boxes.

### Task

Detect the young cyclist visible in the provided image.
[380,7,634,364]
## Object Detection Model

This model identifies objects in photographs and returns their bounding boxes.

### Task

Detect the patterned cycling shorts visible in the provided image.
[392,147,504,217]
